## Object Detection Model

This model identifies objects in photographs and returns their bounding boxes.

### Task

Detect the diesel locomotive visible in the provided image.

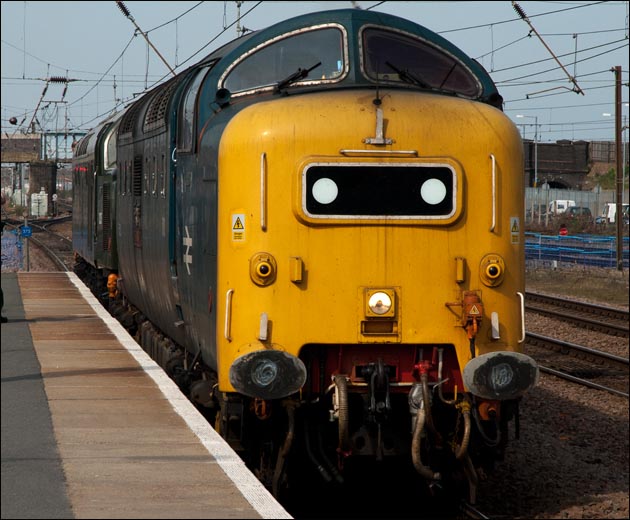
[73,8,539,503]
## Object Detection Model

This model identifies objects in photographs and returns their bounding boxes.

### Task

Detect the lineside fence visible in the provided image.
[525,232,629,269]
[524,187,624,226]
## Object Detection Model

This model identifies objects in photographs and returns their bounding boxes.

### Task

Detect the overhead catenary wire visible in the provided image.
[143,1,263,92]
[1,2,626,137]
[16,75,76,135]
[439,0,608,34]
[15,30,618,96]
[511,1,584,95]
[495,41,629,86]
[115,0,176,77]
[145,1,205,34]
[72,0,260,132]
[66,33,136,110]
[20,78,48,135]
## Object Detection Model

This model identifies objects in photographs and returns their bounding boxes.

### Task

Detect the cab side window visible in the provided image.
[177,64,214,153]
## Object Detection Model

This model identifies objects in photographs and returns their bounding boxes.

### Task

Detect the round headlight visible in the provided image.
[368,292,392,315]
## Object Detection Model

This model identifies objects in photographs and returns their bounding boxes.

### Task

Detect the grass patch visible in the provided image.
[526,264,629,307]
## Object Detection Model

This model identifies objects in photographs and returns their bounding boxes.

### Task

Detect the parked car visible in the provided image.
[565,206,592,221]
[548,199,576,215]
[595,202,630,224]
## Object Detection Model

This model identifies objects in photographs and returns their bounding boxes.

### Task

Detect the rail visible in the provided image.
[525,291,629,337]
[525,332,629,398]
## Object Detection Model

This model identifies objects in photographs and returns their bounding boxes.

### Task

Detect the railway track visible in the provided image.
[525,291,629,337]
[460,501,491,519]
[525,332,629,398]
[29,220,73,271]
[2,216,73,272]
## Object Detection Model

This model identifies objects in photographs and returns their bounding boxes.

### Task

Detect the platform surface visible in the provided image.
[1,271,291,519]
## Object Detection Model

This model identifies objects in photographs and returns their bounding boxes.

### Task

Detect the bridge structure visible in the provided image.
[1,132,85,215]
[1,131,86,164]
[523,139,629,190]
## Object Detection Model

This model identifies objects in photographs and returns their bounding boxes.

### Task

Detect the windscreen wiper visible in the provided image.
[385,61,431,89]
[276,61,321,91]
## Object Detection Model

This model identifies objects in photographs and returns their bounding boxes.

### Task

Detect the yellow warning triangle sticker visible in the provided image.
[233,217,244,230]
[469,305,480,315]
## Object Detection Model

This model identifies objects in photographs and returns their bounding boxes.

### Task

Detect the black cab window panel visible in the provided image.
[304,164,456,219]
[362,28,480,98]
[223,27,345,93]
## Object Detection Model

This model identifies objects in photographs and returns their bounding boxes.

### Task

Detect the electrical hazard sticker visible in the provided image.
[510,217,520,244]
[232,213,245,242]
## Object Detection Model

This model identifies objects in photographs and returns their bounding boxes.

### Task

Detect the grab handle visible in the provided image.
[260,152,267,231]
[489,154,496,232]
[224,289,234,341]
[517,291,526,343]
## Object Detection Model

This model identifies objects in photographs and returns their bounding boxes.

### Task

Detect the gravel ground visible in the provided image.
[475,372,629,519]
[1,220,72,272]
[1,229,24,271]
[475,277,629,520]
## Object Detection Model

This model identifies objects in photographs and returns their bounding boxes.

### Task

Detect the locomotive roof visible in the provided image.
[74,106,128,158]
[88,8,503,145]
[198,8,500,104]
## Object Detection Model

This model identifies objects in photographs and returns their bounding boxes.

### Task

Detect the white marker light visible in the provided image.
[312,178,338,204]
[420,178,447,205]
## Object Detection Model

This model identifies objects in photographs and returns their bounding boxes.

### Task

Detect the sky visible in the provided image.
[1,0,629,154]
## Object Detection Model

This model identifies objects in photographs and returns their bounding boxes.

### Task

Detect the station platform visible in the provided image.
[1,272,291,519]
